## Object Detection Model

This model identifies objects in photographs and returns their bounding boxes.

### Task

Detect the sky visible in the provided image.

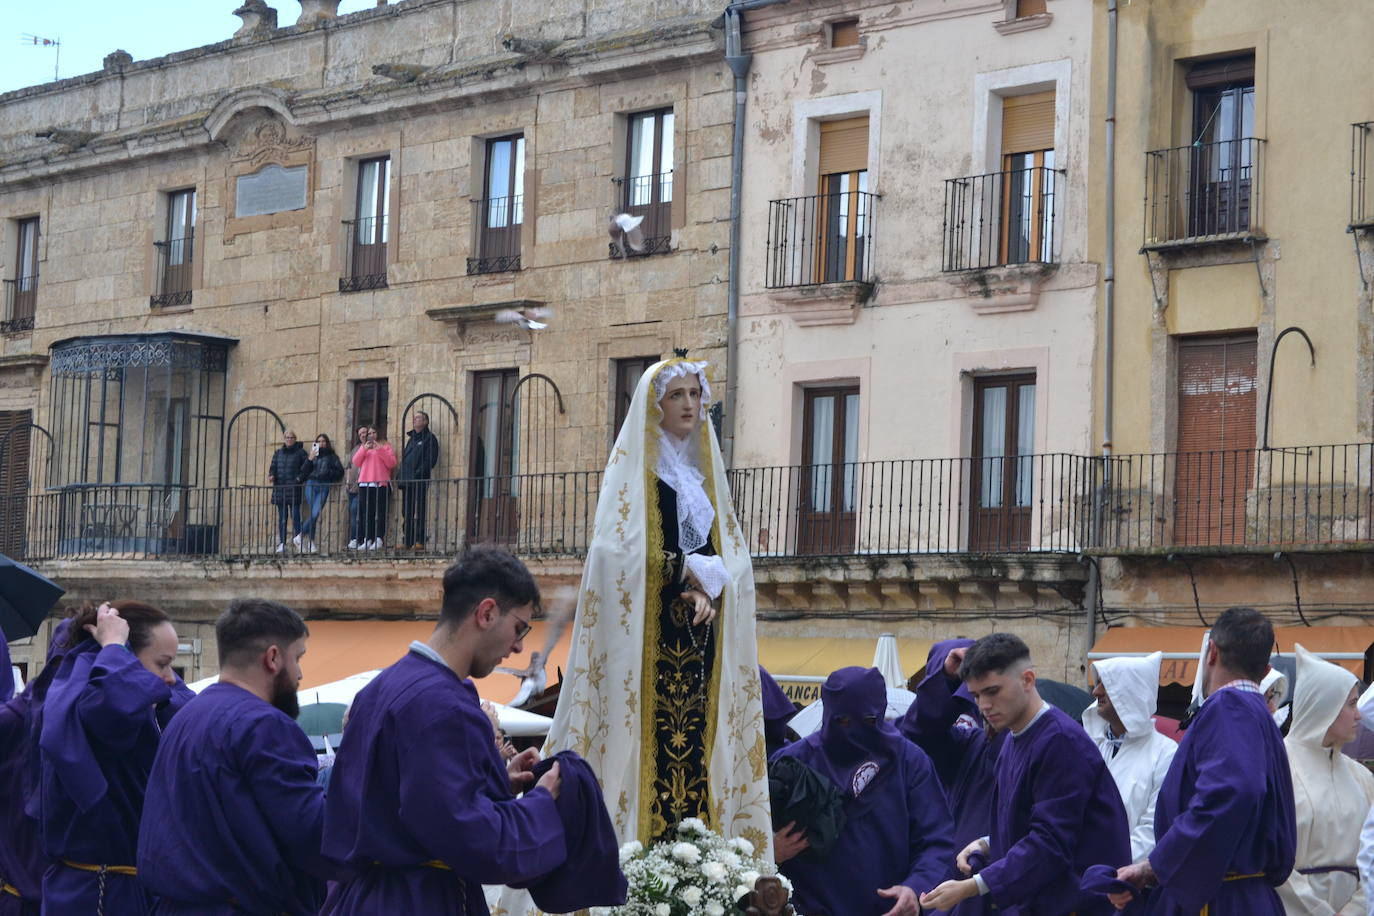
[1,0,379,95]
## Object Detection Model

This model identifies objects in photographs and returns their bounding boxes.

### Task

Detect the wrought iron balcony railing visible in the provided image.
[340,217,389,292]
[610,172,673,258]
[943,165,1061,271]
[151,233,194,308]
[766,190,878,289]
[1143,137,1265,248]
[468,195,523,275]
[2,275,36,334]
[1352,122,1374,229]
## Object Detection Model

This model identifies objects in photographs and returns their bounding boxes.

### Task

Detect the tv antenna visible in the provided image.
[20,34,61,82]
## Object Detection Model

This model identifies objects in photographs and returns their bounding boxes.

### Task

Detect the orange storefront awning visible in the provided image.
[1088,625,1374,686]
[298,618,574,704]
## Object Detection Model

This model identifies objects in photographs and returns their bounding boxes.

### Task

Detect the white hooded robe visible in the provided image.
[1279,644,1374,916]
[1081,651,1178,862]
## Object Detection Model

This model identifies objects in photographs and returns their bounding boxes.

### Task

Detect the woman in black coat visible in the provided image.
[298,433,345,552]
[267,430,309,552]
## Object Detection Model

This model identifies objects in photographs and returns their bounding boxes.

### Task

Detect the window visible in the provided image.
[799,386,860,554]
[970,374,1036,550]
[0,409,32,556]
[830,19,859,48]
[468,369,519,542]
[1186,55,1256,237]
[616,110,674,256]
[613,356,660,437]
[1000,92,1056,264]
[5,217,39,333]
[350,378,390,447]
[817,117,872,283]
[1015,0,1046,16]
[470,135,525,274]
[1174,334,1257,546]
[343,156,390,291]
[153,189,196,307]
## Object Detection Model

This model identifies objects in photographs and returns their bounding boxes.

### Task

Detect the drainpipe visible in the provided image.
[722,0,788,468]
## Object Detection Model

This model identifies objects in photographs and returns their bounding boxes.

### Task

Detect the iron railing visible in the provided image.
[340,217,389,292]
[1144,137,1264,247]
[766,190,878,289]
[1352,122,1374,229]
[943,166,1060,271]
[2,275,37,334]
[12,445,1374,562]
[610,173,673,257]
[468,196,523,274]
[151,234,194,307]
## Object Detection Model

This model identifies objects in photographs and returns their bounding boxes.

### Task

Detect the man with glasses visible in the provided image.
[321,548,564,913]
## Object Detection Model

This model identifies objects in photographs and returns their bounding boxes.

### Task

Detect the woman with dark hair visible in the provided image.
[36,601,181,914]
[299,433,345,554]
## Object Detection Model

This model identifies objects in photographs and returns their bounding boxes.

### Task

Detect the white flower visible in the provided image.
[741,869,761,889]
[680,886,703,906]
[718,851,741,869]
[654,905,671,916]
[618,841,643,864]
[730,836,755,857]
[671,842,702,865]
[734,884,753,900]
[705,904,724,916]
[701,861,728,883]
[678,817,708,836]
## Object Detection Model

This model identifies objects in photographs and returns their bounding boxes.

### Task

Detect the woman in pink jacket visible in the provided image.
[350,426,396,549]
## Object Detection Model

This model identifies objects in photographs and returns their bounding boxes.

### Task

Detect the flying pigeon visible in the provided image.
[494,305,553,330]
[608,212,645,258]
[494,585,577,707]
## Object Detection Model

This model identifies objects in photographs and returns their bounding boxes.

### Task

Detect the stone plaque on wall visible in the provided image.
[235,164,308,217]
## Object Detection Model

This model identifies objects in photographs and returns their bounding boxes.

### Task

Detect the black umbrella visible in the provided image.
[1037,677,1095,722]
[0,554,65,640]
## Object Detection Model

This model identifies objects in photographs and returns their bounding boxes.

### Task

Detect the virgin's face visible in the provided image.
[658,375,702,438]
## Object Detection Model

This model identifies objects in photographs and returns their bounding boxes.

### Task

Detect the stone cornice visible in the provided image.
[0,353,48,372]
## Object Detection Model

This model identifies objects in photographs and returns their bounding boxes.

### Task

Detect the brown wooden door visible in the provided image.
[798,387,859,554]
[479,137,524,270]
[161,189,196,299]
[970,375,1036,550]
[351,158,389,283]
[1187,58,1255,237]
[623,110,673,255]
[1174,335,1257,546]
[468,369,519,544]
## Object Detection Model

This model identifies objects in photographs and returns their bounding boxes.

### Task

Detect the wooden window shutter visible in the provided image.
[1185,55,1255,90]
[831,19,859,48]
[1001,91,1056,155]
[818,117,869,175]
[1176,336,1257,453]
[1015,0,1046,16]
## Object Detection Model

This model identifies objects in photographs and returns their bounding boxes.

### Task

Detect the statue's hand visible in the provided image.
[683,589,715,625]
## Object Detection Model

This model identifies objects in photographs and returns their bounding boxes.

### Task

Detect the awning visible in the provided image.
[1088,625,1374,686]
[297,619,573,704]
[758,636,933,705]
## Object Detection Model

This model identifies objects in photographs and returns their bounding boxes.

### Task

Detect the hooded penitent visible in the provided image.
[1081,651,1178,862]
[813,667,905,797]
[1278,644,1374,915]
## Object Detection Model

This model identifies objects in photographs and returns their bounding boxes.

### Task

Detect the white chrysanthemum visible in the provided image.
[678,817,708,835]
[654,904,671,916]
[671,842,702,865]
[705,904,725,916]
[679,885,703,906]
[741,869,761,889]
[700,861,728,883]
[730,836,755,857]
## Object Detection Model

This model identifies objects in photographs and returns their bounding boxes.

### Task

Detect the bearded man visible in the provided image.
[137,598,330,915]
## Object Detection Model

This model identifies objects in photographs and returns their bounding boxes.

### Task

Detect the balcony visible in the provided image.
[1143,137,1265,249]
[2,274,36,334]
[151,234,194,308]
[766,190,878,289]
[942,165,1061,271]
[468,195,523,275]
[610,172,672,258]
[1352,122,1374,230]
[340,217,388,293]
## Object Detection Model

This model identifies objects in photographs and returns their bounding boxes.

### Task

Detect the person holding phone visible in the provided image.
[350,427,396,550]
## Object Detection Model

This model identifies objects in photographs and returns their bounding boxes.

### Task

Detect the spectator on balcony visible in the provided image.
[351,427,396,550]
[299,434,345,554]
[269,430,309,554]
[399,411,440,550]
[345,426,367,548]
[35,601,183,915]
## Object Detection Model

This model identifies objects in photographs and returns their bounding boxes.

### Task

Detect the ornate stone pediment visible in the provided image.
[228,115,314,167]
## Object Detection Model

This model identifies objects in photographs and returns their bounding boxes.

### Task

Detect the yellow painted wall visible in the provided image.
[1166,264,1260,337]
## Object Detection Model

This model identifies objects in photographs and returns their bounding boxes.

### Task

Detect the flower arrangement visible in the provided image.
[594,818,791,916]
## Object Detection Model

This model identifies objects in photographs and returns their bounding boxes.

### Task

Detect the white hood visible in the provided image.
[1287,643,1357,749]
[1087,651,1162,737]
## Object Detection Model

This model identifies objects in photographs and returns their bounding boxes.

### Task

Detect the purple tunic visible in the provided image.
[981,704,1131,916]
[774,667,956,916]
[1146,688,1296,916]
[138,683,328,915]
[320,651,567,915]
[36,639,171,915]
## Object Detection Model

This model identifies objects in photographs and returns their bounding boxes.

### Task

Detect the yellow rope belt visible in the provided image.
[1199,872,1268,916]
[60,860,138,877]
[1,882,20,898]
[371,860,451,871]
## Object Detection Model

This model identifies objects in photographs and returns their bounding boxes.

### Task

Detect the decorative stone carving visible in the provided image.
[103,50,133,73]
[234,0,279,38]
[296,0,341,26]
[228,116,313,166]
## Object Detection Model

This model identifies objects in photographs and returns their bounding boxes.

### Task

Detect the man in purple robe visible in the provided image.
[921,633,1131,916]
[773,666,955,916]
[0,620,71,916]
[321,548,568,914]
[1109,607,1297,915]
[138,598,329,915]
